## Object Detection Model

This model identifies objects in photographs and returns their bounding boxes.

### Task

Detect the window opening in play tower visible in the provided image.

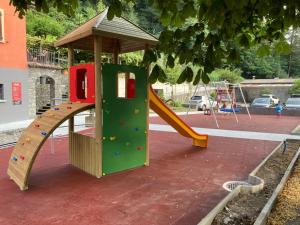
[117,72,136,99]
[76,68,88,99]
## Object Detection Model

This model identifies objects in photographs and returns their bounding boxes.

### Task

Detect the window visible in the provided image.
[76,69,88,99]
[117,72,136,99]
[0,84,4,100]
[0,9,4,43]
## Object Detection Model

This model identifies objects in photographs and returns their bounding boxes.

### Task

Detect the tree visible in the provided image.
[234,46,288,79]
[26,10,64,38]
[11,0,300,84]
[281,28,300,77]
[289,79,300,94]
[209,68,244,84]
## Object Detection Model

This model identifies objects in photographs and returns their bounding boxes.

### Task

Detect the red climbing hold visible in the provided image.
[34,124,40,128]
[136,146,143,151]
[20,156,25,160]
[67,106,72,109]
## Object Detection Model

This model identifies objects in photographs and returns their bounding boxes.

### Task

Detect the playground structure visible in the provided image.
[7,10,208,191]
[187,81,251,128]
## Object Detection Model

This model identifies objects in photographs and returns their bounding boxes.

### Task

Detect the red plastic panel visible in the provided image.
[127,78,135,99]
[70,64,95,103]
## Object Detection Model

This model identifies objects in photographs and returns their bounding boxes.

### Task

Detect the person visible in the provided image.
[275,101,283,117]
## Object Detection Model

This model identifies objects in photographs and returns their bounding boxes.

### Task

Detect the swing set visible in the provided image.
[187,81,251,128]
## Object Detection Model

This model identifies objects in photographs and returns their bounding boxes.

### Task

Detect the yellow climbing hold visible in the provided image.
[110,136,116,141]
[26,138,31,143]
[134,109,140,114]
[102,137,106,140]
[102,173,106,176]
[144,130,147,134]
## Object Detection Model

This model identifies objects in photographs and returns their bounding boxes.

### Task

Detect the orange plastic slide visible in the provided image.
[149,87,208,147]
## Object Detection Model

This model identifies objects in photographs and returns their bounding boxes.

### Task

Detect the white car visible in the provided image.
[188,95,217,111]
[260,94,279,105]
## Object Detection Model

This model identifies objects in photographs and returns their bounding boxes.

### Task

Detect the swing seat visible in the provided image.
[220,108,241,113]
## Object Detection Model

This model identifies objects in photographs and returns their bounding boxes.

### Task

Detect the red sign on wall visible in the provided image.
[12,82,22,105]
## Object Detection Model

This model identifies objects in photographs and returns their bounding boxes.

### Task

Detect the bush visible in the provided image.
[210,91,217,99]
[209,68,244,84]
[260,88,272,95]
[289,79,300,94]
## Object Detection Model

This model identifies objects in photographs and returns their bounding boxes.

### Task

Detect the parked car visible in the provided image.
[251,97,274,108]
[188,95,217,111]
[285,98,300,109]
[260,94,279,104]
[291,94,300,98]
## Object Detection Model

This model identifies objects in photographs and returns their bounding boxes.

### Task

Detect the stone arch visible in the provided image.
[28,66,69,118]
[35,75,55,113]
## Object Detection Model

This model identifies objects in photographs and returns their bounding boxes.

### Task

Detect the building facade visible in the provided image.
[0,1,29,124]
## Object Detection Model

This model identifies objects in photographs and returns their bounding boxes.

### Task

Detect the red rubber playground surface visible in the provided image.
[150,113,300,134]
[0,129,280,225]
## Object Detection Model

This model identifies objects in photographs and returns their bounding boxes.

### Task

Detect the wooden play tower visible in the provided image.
[7,9,208,191]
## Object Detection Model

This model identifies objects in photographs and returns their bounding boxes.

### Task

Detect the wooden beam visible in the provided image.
[68,46,74,136]
[94,35,103,178]
[113,39,120,64]
[145,44,150,166]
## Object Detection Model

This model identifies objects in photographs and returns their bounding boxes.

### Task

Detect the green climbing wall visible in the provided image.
[102,64,148,175]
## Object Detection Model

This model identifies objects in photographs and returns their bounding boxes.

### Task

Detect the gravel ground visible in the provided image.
[267,159,300,225]
[0,129,23,146]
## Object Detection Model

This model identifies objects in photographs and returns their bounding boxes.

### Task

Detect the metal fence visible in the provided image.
[27,48,67,66]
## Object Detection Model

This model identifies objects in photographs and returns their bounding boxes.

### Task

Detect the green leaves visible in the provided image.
[149,65,160,84]
[166,55,175,68]
[142,49,158,66]
[257,44,270,57]
[149,64,167,84]
[177,66,193,84]
[239,33,251,48]
[193,69,202,85]
[274,40,291,55]
[107,0,122,20]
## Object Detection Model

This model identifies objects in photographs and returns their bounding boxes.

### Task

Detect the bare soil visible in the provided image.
[212,140,300,225]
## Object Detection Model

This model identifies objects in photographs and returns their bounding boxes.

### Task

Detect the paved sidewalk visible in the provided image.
[150,124,300,141]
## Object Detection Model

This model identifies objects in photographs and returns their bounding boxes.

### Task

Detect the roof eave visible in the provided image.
[92,28,158,46]
[54,30,93,48]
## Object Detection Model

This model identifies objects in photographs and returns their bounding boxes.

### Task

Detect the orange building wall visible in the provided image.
[0,0,27,70]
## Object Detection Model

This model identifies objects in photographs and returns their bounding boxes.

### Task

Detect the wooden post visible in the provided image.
[68,46,74,145]
[145,44,150,166]
[113,39,119,64]
[94,35,103,178]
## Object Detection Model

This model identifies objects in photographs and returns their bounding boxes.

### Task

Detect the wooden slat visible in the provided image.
[69,133,100,177]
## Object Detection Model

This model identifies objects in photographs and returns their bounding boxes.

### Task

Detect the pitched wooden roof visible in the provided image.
[54,9,158,53]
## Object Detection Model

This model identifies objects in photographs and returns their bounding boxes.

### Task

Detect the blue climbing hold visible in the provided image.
[54,107,60,110]
[12,156,17,161]
[114,151,121,156]
[41,131,47,136]
[135,128,139,132]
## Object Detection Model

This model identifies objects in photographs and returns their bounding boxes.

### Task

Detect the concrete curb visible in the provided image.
[197,142,284,225]
[291,124,300,135]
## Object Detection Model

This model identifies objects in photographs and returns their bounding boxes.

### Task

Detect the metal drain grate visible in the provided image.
[223,181,249,192]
